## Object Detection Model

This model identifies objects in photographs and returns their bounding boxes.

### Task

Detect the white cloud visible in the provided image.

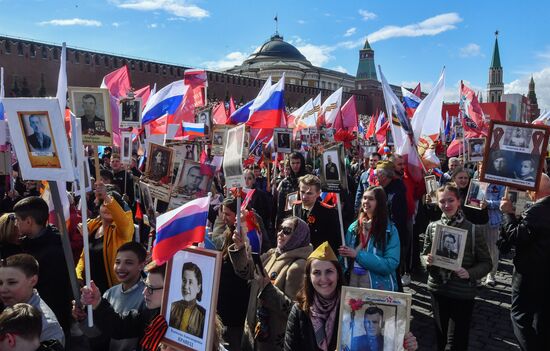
[358,9,377,21]
[331,65,349,74]
[506,67,550,110]
[297,19,306,24]
[344,27,356,37]
[147,23,158,28]
[459,43,483,58]
[112,22,120,27]
[112,0,209,19]
[203,51,249,70]
[38,18,102,26]
[289,37,336,67]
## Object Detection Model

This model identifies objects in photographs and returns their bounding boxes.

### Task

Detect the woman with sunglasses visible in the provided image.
[229,215,312,351]
[338,186,400,291]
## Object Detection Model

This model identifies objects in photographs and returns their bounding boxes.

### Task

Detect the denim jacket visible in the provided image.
[340,219,400,291]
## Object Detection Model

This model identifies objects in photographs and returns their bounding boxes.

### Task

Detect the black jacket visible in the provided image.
[384,178,408,243]
[292,200,341,252]
[284,303,338,351]
[21,225,73,333]
[500,196,550,276]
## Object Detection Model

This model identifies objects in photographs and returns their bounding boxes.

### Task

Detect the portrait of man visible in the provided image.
[24,114,52,153]
[437,233,459,259]
[504,127,529,148]
[80,94,106,134]
[277,132,290,150]
[147,145,172,184]
[350,307,385,351]
[181,164,206,197]
[515,157,536,182]
[121,100,140,122]
[487,150,513,178]
[185,145,195,160]
[169,262,206,338]
[325,154,340,180]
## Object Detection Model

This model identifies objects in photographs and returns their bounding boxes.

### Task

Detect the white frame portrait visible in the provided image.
[320,142,347,193]
[174,160,213,199]
[211,125,231,156]
[285,191,299,211]
[223,125,245,188]
[274,128,292,153]
[162,247,222,351]
[119,97,142,128]
[464,179,489,210]
[430,224,468,271]
[424,175,438,205]
[68,87,113,146]
[465,137,485,163]
[3,98,75,182]
[120,132,132,165]
[337,286,411,351]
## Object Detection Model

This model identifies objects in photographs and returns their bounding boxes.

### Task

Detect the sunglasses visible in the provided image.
[144,283,163,295]
[278,226,293,236]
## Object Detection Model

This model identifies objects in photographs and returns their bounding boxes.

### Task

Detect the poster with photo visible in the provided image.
[120,132,132,164]
[119,97,142,128]
[196,108,212,136]
[162,247,222,351]
[284,191,299,211]
[424,175,438,205]
[3,98,75,182]
[337,286,411,351]
[146,143,173,185]
[211,125,231,156]
[507,188,534,217]
[320,143,348,193]
[274,128,292,153]
[68,87,113,145]
[223,124,245,188]
[464,179,489,210]
[465,138,486,163]
[480,120,549,191]
[174,160,213,200]
[430,224,468,271]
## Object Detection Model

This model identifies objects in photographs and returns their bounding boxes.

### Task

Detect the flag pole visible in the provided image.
[335,192,347,269]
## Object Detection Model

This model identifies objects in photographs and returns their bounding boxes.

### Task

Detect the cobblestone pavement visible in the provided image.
[407,255,520,350]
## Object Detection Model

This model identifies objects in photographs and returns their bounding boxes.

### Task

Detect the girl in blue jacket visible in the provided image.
[338,186,401,291]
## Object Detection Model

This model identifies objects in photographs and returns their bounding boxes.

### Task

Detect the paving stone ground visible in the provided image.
[407,253,520,350]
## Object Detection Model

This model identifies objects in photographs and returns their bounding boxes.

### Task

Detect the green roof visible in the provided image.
[363,38,372,50]
[491,37,502,69]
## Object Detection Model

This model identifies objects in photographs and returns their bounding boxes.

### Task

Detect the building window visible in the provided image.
[85,53,90,64]
[155,64,159,73]
[130,61,135,70]
[169,66,173,75]
[94,55,100,65]
[162,65,167,75]
[177,68,181,76]
[74,51,80,63]
[17,42,23,56]
[147,63,151,72]
[41,46,47,59]
[139,62,143,71]
[321,81,326,89]
[30,44,36,57]
[4,41,11,54]
[215,74,219,82]
[220,75,225,83]
[52,48,58,60]
[104,56,109,67]
[114,57,118,67]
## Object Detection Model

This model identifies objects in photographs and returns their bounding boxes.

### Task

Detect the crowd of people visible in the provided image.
[0,133,549,351]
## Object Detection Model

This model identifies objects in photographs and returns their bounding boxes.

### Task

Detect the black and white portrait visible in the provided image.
[274,128,292,153]
[436,233,460,259]
[431,224,468,271]
[323,151,340,181]
[69,87,112,145]
[503,127,531,149]
[22,113,53,154]
[146,143,173,184]
[120,98,142,128]
[176,160,212,198]
[466,138,485,163]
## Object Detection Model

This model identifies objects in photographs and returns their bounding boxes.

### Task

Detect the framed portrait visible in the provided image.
[274,128,292,153]
[480,120,549,191]
[424,175,438,205]
[3,98,75,182]
[310,130,320,145]
[325,128,336,143]
[119,98,142,128]
[211,125,231,156]
[465,138,486,163]
[146,143,173,185]
[507,188,534,217]
[138,181,154,225]
[337,286,412,351]
[120,132,132,164]
[162,247,222,351]
[284,191,299,211]
[196,109,211,136]
[68,87,112,146]
[223,125,245,188]
[464,179,489,210]
[430,224,468,271]
[320,143,348,193]
[174,160,213,199]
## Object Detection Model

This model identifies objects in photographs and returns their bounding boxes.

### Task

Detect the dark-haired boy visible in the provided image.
[13,196,73,338]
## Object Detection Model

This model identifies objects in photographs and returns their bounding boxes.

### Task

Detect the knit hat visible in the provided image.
[375,160,395,172]
[308,241,338,262]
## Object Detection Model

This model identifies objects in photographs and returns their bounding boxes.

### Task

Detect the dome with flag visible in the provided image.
[245,34,311,64]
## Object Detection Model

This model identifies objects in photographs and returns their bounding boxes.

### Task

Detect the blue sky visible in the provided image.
[1,0,549,109]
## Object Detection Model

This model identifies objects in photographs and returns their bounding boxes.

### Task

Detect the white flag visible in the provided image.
[321,87,342,126]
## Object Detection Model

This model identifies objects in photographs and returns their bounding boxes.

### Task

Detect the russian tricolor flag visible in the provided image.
[229,100,253,124]
[142,80,188,125]
[402,87,422,118]
[246,74,285,129]
[152,196,210,265]
[182,122,205,138]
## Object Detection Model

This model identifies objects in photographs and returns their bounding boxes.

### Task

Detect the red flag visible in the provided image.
[460,81,488,137]
[229,97,236,116]
[101,65,132,145]
[412,83,422,98]
[149,115,167,135]
[212,102,227,125]
[375,120,389,144]
[365,113,377,139]
[184,69,207,108]
[334,95,358,131]
[134,85,151,107]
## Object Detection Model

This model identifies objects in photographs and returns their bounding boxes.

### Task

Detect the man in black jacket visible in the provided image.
[13,197,73,338]
[292,174,341,252]
[499,173,550,350]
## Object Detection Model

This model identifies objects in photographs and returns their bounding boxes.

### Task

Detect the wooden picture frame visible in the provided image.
[337,286,412,351]
[465,137,486,163]
[161,247,222,351]
[430,224,468,271]
[68,87,113,146]
[146,143,173,185]
[480,120,549,191]
[320,142,348,193]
